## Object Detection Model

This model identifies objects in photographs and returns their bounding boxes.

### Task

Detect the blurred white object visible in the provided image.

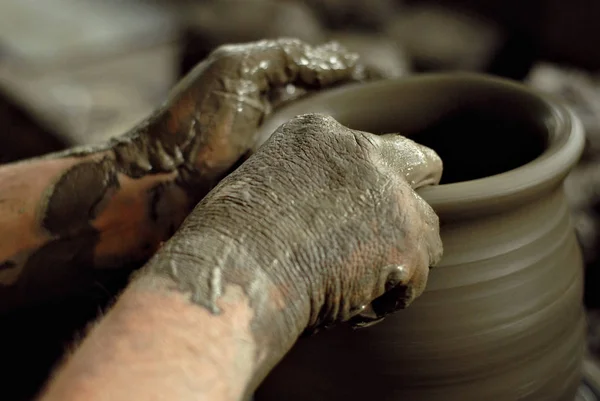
[328,32,411,78]
[182,0,325,46]
[0,0,177,65]
[531,63,600,262]
[0,0,179,145]
[386,5,504,72]
[303,0,398,30]
[527,63,600,157]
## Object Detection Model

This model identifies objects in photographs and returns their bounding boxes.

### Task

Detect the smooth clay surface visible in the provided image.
[253,74,587,401]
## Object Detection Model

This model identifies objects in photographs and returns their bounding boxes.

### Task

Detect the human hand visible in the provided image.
[39,114,443,401]
[145,113,443,339]
[0,39,370,309]
[110,38,370,194]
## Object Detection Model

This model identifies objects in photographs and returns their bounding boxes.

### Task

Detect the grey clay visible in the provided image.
[252,74,586,401]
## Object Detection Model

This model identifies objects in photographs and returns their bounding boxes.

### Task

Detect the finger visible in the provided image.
[388,245,431,310]
[285,39,368,87]
[413,191,444,267]
[407,254,430,302]
[375,251,430,313]
[374,134,443,189]
[232,38,368,92]
[348,258,431,329]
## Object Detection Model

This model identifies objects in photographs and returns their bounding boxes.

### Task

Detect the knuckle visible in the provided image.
[429,235,444,266]
[210,44,240,60]
[413,192,438,225]
[351,131,379,157]
[205,49,242,75]
[382,264,412,291]
[424,225,443,267]
[282,114,341,143]
[289,113,336,127]
[276,37,305,48]
[427,206,441,227]
[317,40,347,54]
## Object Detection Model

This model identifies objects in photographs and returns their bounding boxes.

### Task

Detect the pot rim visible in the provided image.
[411,74,584,213]
[257,73,586,216]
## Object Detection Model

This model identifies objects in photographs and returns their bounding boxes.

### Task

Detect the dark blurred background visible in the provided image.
[1,0,599,399]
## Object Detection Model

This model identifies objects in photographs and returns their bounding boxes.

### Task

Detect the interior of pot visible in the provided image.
[259,74,553,185]
[256,74,583,216]
[405,106,547,184]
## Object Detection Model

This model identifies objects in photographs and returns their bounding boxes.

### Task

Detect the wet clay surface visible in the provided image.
[254,75,586,401]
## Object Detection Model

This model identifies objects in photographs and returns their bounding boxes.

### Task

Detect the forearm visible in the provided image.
[0,59,239,311]
[0,38,369,312]
[39,254,304,401]
[0,144,196,311]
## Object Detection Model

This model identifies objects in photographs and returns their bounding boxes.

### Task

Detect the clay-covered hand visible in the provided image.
[144,113,443,340]
[112,38,369,191]
[0,38,371,308]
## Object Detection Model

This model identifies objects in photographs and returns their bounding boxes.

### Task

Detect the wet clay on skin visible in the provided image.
[252,74,586,401]
[0,38,369,311]
[130,113,443,394]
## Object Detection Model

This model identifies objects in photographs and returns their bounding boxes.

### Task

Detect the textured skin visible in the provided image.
[108,38,370,184]
[143,113,443,347]
[34,114,443,401]
[0,39,369,311]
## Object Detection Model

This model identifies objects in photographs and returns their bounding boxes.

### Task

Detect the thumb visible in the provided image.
[373,133,443,189]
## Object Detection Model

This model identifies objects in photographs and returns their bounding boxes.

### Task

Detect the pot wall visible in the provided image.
[256,188,585,401]
[253,75,586,401]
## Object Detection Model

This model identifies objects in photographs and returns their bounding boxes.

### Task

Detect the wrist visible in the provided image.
[137,233,311,387]
[41,273,256,401]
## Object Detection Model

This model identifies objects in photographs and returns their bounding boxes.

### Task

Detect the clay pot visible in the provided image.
[253,74,587,401]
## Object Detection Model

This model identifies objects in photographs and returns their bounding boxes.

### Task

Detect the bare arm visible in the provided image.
[38,114,443,401]
[0,137,193,311]
[0,39,367,312]
[39,270,288,401]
